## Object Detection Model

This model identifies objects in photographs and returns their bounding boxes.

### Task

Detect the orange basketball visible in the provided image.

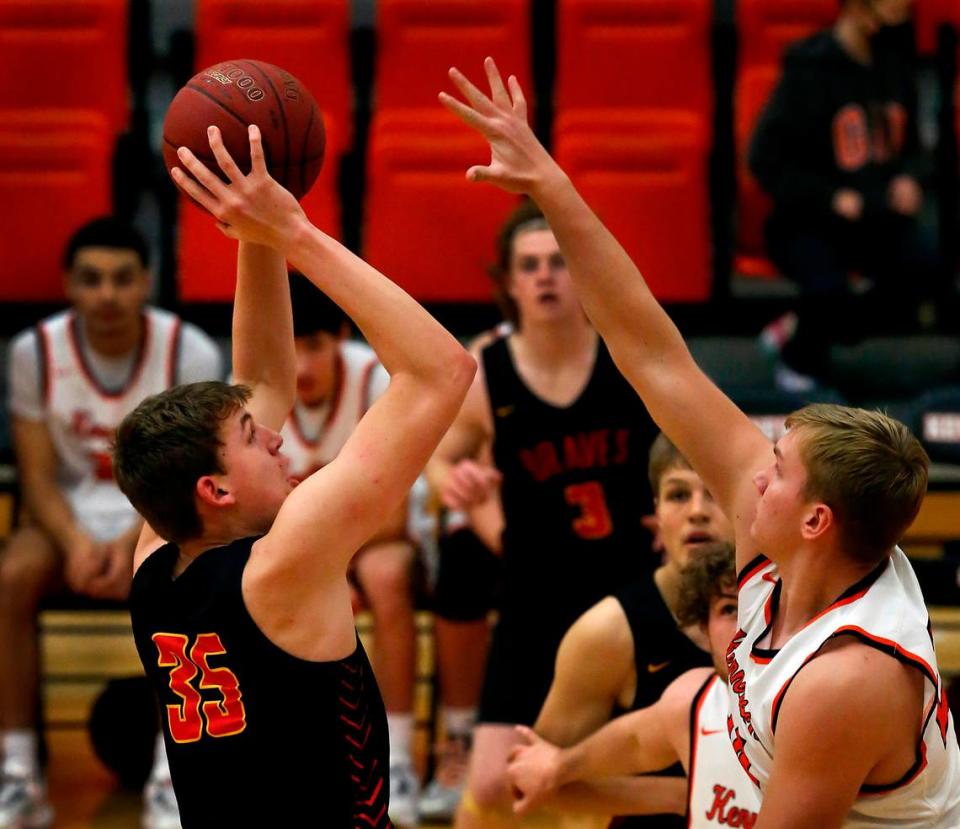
[163,59,325,200]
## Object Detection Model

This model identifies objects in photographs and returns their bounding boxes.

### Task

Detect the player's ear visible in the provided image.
[801,502,833,542]
[196,476,236,508]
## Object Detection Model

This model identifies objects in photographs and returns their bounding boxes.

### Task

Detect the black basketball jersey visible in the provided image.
[610,577,712,829]
[482,336,658,617]
[130,538,392,829]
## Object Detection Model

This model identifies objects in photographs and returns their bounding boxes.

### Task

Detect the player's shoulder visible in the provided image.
[660,668,716,715]
[557,597,633,669]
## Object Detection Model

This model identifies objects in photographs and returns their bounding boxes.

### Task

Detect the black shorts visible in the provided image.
[477,611,565,726]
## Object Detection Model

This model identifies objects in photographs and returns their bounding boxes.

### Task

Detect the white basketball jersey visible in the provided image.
[41,308,182,541]
[688,673,760,828]
[281,341,388,479]
[726,547,960,827]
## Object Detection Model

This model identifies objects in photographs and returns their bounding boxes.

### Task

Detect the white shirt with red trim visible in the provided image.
[38,308,189,541]
[280,340,390,480]
[726,547,960,827]
[688,673,761,828]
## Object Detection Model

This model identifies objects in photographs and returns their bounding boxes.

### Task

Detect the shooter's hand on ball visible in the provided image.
[439,57,562,199]
[170,124,308,251]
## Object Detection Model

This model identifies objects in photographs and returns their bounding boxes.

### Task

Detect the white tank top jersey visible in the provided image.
[726,547,960,827]
[40,308,183,541]
[281,340,390,480]
[688,673,761,828]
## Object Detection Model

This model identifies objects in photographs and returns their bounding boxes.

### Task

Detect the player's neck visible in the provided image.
[772,547,881,644]
[514,318,596,367]
[76,313,144,358]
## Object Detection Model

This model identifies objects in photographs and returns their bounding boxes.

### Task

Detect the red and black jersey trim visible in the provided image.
[737,555,771,590]
[289,352,344,448]
[750,558,888,665]
[686,673,720,819]
[68,311,151,399]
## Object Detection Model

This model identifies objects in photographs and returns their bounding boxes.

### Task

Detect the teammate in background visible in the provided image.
[282,273,420,824]
[443,58,960,827]
[507,544,761,829]
[426,200,659,829]
[0,217,222,829]
[116,126,473,828]
[532,435,733,828]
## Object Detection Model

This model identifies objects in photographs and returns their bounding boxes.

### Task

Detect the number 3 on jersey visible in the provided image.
[565,481,613,540]
[153,632,247,743]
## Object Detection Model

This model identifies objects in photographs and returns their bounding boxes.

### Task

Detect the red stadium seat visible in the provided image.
[915,0,960,56]
[178,0,351,301]
[734,0,837,278]
[554,110,712,302]
[555,0,712,118]
[0,112,113,302]
[375,0,532,110]
[364,111,521,303]
[0,0,129,138]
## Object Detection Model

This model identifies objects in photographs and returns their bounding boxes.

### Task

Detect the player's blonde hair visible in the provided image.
[784,404,928,563]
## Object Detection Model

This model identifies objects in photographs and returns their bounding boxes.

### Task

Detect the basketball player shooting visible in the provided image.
[441,59,960,827]
[113,125,475,827]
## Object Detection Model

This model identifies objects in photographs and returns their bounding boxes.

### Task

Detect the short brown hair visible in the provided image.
[675,542,736,628]
[648,432,693,496]
[113,382,251,543]
[489,199,549,327]
[784,404,929,563]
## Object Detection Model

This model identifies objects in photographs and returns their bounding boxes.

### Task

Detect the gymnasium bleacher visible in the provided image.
[0,0,959,823]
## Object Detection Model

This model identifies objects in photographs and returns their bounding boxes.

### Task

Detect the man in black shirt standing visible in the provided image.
[114,126,474,827]
[749,0,939,389]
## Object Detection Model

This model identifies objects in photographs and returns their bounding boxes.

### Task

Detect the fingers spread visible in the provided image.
[248,124,267,175]
[177,145,223,193]
[439,91,490,132]
[484,57,510,108]
[448,66,498,115]
[507,75,528,120]
[170,167,218,214]
[208,126,243,182]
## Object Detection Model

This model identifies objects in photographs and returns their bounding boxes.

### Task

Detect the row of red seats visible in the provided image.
[1,0,958,305]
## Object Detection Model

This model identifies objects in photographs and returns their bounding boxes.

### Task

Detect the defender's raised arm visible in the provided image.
[440,60,771,566]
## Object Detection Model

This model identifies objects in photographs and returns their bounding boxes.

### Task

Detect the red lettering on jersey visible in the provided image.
[564,481,614,540]
[727,716,760,788]
[612,428,630,464]
[90,451,114,482]
[519,442,564,482]
[886,103,907,156]
[153,632,247,742]
[725,630,757,739]
[563,429,609,470]
[833,104,869,171]
[706,785,758,827]
[936,683,951,745]
[70,410,114,440]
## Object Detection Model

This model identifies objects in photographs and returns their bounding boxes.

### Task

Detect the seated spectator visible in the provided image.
[0,217,222,829]
[751,0,940,391]
[282,272,421,827]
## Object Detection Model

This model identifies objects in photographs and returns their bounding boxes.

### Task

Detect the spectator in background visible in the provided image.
[0,217,222,829]
[751,0,940,391]
[281,272,421,827]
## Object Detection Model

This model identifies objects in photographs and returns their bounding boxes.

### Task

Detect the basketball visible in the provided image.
[162,59,325,200]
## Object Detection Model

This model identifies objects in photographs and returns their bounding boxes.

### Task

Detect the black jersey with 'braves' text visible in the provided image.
[483,336,658,617]
[130,538,392,828]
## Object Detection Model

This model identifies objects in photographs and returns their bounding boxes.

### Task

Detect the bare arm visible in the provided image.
[755,642,925,829]
[170,125,475,584]
[549,777,688,818]
[508,668,707,814]
[441,60,772,569]
[231,241,296,431]
[535,598,635,746]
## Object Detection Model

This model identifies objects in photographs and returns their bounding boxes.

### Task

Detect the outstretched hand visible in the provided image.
[170,125,308,251]
[439,57,563,197]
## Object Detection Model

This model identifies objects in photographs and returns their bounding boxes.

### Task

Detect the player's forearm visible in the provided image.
[530,171,690,378]
[551,776,687,818]
[232,241,296,424]
[283,224,471,389]
[556,712,669,784]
